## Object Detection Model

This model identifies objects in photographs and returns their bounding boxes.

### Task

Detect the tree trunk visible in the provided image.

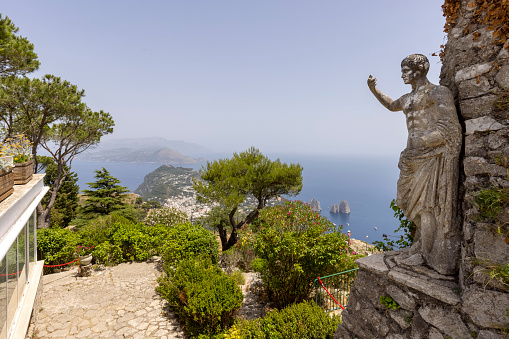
[37,161,67,228]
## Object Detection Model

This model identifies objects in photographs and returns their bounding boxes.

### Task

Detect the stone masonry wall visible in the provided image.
[440,0,509,293]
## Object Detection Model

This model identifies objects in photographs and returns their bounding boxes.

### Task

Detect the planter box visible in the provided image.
[13,160,34,185]
[0,169,14,203]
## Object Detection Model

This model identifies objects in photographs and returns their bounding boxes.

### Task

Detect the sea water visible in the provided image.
[71,154,401,243]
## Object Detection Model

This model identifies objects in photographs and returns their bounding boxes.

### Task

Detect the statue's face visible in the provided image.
[401,66,420,84]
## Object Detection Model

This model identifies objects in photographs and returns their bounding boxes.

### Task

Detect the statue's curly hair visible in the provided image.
[401,54,429,75]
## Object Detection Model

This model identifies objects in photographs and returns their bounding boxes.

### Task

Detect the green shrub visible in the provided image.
[93,241,123,265]
[157,257,243,337]
[37,228,80,267]
[78,214,130,248]
[224,301,340,339]
[228,269,246,285]
[380,296,400,310]
[251,201,354,308]
[85,217,168,265]
[109,221,152,262]
[161,223,219,265]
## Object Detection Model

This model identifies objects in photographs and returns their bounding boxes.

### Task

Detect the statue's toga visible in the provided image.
[368,54,462,275]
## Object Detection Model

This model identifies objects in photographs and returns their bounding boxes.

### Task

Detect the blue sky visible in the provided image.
[2,1,447,156]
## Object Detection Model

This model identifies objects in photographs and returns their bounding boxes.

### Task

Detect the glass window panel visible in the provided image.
[29,215,35,285]
[0,256,7,339]
[18,225,27,302]
[29,213,35,264]
[6,241,17,337]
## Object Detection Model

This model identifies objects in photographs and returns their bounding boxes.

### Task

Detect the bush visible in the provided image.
[144,206,188,227]
[228,269,246,286]
[78,214,129,249]
[224,301,340,339]
[82,216,169,265]
[161,223,219,265]
[252,201,354,308]
[157,257,243,337]
[37,228,80,267]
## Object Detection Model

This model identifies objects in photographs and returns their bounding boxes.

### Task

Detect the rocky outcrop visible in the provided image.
[339,200,350,213]
[309,198,321,212]
[331,201,350,213]
[335,253,509,339]
[330,203,340,213]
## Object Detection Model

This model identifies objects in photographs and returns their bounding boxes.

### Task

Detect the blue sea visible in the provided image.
[71,154,401,244]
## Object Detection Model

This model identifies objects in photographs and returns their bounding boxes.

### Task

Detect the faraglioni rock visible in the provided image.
[330,203,340,213]
[339,200,350,213]
[309,198,321,212]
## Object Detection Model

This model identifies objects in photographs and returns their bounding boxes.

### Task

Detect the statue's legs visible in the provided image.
[420,211,437,263]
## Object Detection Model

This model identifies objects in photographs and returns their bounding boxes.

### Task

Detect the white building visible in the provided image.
[0,174,48,339]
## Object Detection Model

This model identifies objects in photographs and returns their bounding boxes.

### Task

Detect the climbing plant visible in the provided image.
[442,0,509,49]
[435,0,509,60]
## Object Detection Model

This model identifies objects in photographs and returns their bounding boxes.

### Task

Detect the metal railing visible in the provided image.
[314,268,358,312]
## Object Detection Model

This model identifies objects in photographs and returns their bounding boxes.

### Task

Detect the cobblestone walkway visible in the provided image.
[35,260,185,338]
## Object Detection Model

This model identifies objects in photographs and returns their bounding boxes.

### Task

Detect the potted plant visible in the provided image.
[0,157,14,203]
[76,245,94,266]
[1,135,34,184]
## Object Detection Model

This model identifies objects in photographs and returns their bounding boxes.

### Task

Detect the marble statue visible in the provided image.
[368,54,462,275]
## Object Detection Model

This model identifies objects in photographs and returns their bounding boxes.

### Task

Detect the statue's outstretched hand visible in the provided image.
[367,75,377,91]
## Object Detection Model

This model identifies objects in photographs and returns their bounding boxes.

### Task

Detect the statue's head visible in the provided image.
[401,54,429,84]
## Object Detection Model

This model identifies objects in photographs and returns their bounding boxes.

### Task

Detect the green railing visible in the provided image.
[314,268,358,312]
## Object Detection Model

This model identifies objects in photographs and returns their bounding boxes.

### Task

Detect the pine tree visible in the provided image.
[79,167,129,220]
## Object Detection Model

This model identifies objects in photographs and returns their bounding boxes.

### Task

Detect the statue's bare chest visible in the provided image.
[401,87,438,133]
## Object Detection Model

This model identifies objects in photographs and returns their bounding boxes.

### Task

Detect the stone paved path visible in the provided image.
[35,260,185,338]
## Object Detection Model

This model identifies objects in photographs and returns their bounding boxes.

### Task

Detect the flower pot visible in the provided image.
[79,254,93,266]
[0,169,14,203]
[13,160,34,185]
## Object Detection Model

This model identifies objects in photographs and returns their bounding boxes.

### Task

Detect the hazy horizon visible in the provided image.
[3,1,447,157]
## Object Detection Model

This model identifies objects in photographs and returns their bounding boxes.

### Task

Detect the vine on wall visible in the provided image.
[442,0,509,50]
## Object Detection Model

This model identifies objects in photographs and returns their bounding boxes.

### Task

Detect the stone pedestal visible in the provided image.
[78,264,92,277]
[334,254,509,339]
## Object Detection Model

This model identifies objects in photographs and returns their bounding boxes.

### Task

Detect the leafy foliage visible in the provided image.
[251,200,355,308]
[161,222,219,266]
[37,228,80,267]
[373,199,416,252]
[475,187,507,220]
[0,74,114,228]
[0,14,39,77]
[78,215,169,265]
[143,206,188,227]
[157,257,243,338]
[224,301,340,339]
[193,147,303,251]
[474,257,509,291]
[79,167,130,221]
[380,296,401,310]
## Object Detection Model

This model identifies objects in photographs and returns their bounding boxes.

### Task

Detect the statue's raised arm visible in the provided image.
[367,74,402,112]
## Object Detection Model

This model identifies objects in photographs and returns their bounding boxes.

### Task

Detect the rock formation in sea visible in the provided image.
[339,200,350,213]
[330,203,340,213]
[309,198,321,212]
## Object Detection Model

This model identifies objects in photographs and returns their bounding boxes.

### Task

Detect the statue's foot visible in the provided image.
[396,253,424,267]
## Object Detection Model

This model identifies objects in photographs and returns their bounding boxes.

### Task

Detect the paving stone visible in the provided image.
[36,262,186,338]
